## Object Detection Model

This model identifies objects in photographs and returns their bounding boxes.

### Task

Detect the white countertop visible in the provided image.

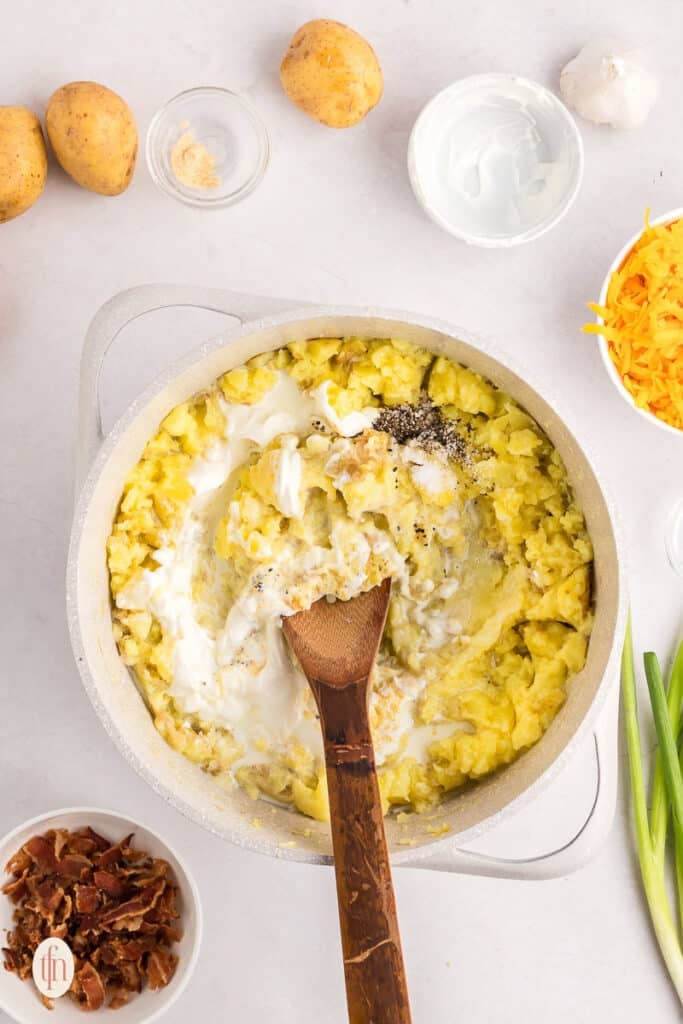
[2,1,683,1020]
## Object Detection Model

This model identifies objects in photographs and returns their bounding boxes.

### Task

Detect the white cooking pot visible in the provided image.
[67,285,626,880]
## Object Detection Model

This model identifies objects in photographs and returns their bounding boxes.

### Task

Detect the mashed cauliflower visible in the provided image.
[107,338,593,821]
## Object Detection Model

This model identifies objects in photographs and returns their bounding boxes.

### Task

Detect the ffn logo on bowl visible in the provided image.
[32,937,74,999]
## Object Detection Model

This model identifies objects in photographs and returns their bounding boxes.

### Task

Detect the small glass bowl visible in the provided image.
[146,87,269,208]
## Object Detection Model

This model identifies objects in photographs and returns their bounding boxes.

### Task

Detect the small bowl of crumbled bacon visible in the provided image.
[0,808,201,1023]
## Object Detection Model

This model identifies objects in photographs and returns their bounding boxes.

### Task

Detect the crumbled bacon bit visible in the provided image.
[78,962,106,1011]
[6,849,31,876]
[75,887,100,914]
[57,854,94,881]
[31,879,64,916]
[146,948,177,990]
[53,830,69,860]
[3,870,28,903]
[2,828,181,1011]
[24,836,58,873]
[108,989,130,1010]
[92,871,123,899]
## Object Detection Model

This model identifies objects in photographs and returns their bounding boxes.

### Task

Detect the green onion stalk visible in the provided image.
[623,615,683,1000]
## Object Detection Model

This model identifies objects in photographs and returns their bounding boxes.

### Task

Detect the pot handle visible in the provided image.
[76,283,302,492]
[405,684,618,880]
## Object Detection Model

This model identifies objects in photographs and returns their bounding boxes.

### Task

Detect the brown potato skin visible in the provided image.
[0,106,47,223]
[280,19,383,128]
[46,81,137,195]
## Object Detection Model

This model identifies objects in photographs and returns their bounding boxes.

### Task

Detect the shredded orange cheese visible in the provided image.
[584,210,683,430]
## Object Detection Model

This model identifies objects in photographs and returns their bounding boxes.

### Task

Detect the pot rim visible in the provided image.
[66,301,627,866]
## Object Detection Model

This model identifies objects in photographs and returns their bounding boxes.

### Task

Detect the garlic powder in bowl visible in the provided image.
[171,127,220,190]
[146,87,269,208]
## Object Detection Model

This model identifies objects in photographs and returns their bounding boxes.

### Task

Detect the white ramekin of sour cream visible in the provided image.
[408,73,584,247]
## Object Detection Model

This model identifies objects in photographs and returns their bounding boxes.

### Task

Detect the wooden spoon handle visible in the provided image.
[317,682,412,1024]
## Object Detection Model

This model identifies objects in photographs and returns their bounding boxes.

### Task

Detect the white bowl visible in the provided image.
[407,73,584,247]
[0,808,202,1024]
[593,207,683,437]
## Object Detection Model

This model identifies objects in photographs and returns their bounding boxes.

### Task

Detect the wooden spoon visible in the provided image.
[283,577,412,1024]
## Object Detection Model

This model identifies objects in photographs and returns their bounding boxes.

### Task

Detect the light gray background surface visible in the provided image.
[2,1,683,1020]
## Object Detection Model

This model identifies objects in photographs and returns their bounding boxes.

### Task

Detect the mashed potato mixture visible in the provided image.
[107,338,593,821]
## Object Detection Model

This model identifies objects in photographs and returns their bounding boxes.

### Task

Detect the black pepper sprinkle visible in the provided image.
[374,395,471,464]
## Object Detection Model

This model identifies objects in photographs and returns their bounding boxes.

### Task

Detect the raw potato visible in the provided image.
[280,19,383,128]
[46,81,137,195]
[0,106,47,223]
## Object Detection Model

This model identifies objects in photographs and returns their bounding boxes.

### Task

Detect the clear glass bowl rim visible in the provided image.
[145,86,270,209]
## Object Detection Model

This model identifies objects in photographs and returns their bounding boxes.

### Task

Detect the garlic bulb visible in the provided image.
[560,39,659,129]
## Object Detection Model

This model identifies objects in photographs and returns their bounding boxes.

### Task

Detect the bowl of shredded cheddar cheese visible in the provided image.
[585,208,683,435]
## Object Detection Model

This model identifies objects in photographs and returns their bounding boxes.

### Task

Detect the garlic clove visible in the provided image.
[560,38,659,129]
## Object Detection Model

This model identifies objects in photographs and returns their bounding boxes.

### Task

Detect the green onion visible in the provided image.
[647,637,683,922]
[645,652,683,836]
[649,640,683,858]
[623,617,683,1001]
